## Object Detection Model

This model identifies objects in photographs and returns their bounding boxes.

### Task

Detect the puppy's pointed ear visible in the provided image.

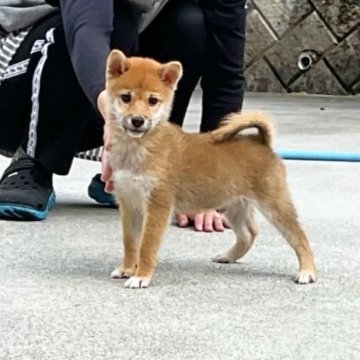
[159,61,183,88]
[106,50,130,79]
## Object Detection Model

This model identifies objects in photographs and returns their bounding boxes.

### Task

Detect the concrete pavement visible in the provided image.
[1,92,360,359]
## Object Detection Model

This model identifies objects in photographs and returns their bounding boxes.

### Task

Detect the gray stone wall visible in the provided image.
[245,0,360,95]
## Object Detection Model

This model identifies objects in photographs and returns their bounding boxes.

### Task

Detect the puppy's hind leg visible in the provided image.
[256,183,316,284]
[213,198,258,264]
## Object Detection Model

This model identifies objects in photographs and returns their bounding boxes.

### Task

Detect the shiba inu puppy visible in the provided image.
[105,50,316,289]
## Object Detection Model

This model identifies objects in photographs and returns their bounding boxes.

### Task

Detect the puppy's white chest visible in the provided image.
[109,140,145,173]
[109,142,154,203]
[112,170,154,200]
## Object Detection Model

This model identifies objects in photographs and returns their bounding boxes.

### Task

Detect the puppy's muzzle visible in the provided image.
[131,116,145,129]
[123,116,151,138]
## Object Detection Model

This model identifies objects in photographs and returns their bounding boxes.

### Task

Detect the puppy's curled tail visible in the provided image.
[211,112,274,147]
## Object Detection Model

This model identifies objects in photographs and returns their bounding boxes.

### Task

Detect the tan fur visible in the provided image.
[106,50,316,289]
[211,112,274,146]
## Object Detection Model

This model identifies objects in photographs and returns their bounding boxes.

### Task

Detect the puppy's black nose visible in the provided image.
[131,117,145,129]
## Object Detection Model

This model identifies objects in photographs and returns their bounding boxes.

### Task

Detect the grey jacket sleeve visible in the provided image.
[59,0,113,107]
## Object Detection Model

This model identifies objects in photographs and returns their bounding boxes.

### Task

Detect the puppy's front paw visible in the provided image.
[124,276,151,289]
[295,271,316,284]
[111,266,135,279]
[212,253,237,264]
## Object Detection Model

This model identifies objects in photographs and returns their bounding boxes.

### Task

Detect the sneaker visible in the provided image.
[0,152,55,221]
[87,174,117,207]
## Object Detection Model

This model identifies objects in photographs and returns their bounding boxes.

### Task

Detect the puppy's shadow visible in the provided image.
[54,201,116,211]
[23,254,289,285]
[157,260,290,285]
[51,201,117,220]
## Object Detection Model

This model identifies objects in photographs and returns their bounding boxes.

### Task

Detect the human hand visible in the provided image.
[97,90,114,193]
[100,126,114,193]
[175,209,230,232]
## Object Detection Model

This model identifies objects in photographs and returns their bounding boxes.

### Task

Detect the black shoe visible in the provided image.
[87,174,117,207]
[0,152,55,221]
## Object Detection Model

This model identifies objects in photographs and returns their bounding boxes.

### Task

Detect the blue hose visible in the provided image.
[276,150,360,162]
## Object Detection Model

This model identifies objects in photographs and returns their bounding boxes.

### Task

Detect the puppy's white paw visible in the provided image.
[124,276,151,289]
[295,271,316,284]
[111,267,133,279]
[212,253,237,264]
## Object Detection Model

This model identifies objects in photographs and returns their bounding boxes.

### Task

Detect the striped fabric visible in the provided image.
[0,29,30,84]
[76,147,102,162]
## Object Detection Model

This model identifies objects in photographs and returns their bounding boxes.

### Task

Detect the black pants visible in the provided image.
[0,0,244,175]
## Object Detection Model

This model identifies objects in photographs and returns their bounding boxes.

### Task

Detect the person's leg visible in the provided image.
[138,0,206,127]
[0,28,40,155]
[199,0,247,132]
[111,1,140,55]
[0,15,61,220]
[0,15,105,220]
[22,23,103,175]
[0,14,103,171]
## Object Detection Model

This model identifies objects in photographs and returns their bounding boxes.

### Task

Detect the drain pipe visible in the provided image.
[277,150,360,162]
[297,50,319,71]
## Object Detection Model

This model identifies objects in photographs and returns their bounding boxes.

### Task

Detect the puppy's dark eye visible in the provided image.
[120,94,131,103]
[148,96,158,106]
